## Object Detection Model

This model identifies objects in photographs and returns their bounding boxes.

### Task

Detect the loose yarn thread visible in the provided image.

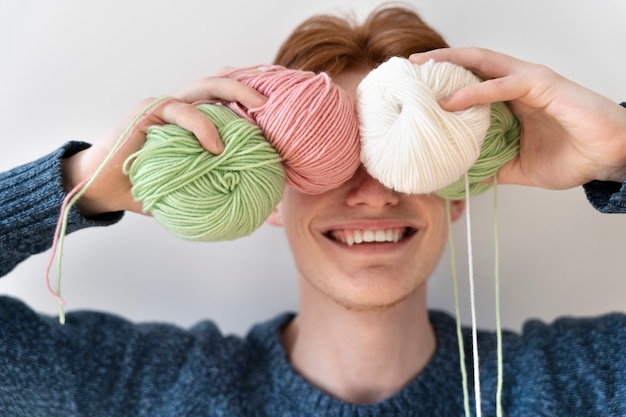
[357,57,517,416]
[493,176,504,417]
[230,66,361,194]
[46,96,181,324]
[446,177,503,417]
[446,199,471,417]
[463,173,482,417]
[124,104,285,242]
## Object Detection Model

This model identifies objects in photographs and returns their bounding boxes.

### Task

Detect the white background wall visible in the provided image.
[1,0,625,336]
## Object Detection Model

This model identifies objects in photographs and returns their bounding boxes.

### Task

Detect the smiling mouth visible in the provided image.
[325,227,416,246]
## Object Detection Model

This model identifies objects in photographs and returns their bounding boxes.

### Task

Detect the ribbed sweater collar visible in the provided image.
[247,310,467,416]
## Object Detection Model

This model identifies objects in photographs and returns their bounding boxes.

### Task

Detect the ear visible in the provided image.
[266,201,284,227]
[448,199,466,222]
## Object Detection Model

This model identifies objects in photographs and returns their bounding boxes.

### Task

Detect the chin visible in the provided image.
[299,264,432,313]
[327,284,424,312]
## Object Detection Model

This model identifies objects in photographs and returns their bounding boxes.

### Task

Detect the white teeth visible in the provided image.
[338,228,404,246]
[363,230,375,242]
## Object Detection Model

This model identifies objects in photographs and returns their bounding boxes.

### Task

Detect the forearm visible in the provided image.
[0,142,123,277]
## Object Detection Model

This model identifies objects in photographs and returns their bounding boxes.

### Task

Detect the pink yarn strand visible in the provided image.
[45,96,182,324]
[45,66,363,323]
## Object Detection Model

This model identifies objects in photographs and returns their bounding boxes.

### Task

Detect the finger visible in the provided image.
[174,76,267,109]
[439,76,531,111]
[157,101,224,154]
[476,159,518,186]
[409,47,528,81]
[214,66,238,76]
[490,156,531,186]
[216,65,265,78]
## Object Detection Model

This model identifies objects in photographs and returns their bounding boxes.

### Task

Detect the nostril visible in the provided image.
[343,166,401,207]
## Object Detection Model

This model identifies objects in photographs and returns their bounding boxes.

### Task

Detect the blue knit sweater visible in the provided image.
[1,142,626,417]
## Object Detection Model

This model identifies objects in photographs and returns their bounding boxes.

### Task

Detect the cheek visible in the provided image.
[418,200,452,259]
[279,188,326,232]
[431,211,451,250]
[280,195,315,251]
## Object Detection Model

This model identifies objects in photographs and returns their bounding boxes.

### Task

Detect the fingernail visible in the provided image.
[438,95,452,106]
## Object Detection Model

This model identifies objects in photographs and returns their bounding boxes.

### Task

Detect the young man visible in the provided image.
[1,5,626,416]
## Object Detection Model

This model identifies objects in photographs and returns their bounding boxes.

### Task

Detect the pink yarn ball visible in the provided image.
[229,66,361,194]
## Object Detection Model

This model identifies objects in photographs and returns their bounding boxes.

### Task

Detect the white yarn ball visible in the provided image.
[357,57,491,194]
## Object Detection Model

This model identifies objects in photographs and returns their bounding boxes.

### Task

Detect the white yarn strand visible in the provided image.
[465,173,482,417]
[356,57,504,415]
[358,58,491,194]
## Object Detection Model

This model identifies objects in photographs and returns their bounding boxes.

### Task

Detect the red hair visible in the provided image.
[274,4,449,76]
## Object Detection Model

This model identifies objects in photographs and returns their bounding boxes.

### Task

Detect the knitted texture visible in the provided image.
[2,145,626,416]
[0,143,123,277]
[1,298,626,417]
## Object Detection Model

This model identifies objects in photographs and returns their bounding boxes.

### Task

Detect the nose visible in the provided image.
[345,166,400,208]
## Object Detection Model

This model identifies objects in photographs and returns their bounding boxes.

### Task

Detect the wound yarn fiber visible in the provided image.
[47,65,362,319]
[124,103,285,242]
[437,101,520,200]
[230,66,361,194]
[358,57,519,198]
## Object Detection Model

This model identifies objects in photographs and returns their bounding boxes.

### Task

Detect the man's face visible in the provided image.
[268,68,465,311]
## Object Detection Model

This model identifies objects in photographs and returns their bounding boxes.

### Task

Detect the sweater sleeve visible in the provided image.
[508,313,626,416]
[0,142,124,277]
[582,102,626,213]
[0,295,250,417]
[583,180,626,213]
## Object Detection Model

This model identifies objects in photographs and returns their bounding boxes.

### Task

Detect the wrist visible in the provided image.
[61,149,110,217]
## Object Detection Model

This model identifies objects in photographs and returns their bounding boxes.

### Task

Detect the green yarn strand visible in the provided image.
[124,104,285,241]
[437,102,520,200]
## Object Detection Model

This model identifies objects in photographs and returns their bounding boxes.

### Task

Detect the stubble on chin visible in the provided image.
[313,269,430,313]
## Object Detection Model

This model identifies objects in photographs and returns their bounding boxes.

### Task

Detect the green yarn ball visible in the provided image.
[436,101,520,200]
[124,104,285,241]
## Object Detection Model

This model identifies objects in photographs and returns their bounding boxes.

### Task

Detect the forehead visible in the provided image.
[332,67,369,98]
